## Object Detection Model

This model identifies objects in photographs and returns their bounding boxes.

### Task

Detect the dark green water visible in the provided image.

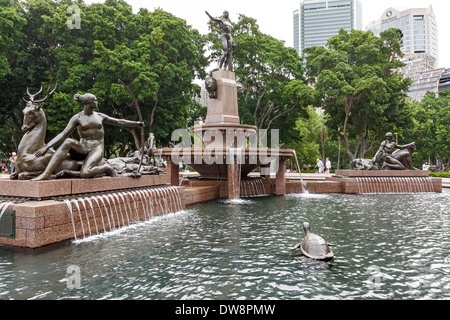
[1,192,449,300]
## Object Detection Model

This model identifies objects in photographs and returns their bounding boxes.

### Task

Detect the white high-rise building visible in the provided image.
[366,6,438,64]
[366,6,440,101]
[194,82,209,107]
[293,0,362,55]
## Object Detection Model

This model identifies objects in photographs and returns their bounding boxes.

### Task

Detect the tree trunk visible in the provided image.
[118,79,144,150]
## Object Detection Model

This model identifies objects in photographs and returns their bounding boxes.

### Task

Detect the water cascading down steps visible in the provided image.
[355,177,435,194]
[62,186,183,241]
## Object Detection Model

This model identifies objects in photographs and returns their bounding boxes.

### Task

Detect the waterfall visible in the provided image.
[292,150,308,193]
[64,186,182,240]
[0,201,13,222]
[356,177,436,194]
[238,178,267,198]
[64,200,78,241]
[229,148,243,199]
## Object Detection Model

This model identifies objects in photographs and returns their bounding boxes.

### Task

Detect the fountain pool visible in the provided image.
[0,191,449,300]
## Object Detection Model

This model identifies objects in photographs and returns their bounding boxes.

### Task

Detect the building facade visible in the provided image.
[194,82,209,107]
[293,0,362,55]
[439,68,450,94]
[366,6,440,101]
[366,6,438,63]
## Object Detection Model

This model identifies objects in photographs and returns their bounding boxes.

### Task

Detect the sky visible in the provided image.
[87,0,449,68]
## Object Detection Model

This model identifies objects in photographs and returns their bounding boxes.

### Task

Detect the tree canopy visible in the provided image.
[303,28,412,160]
[0,2,446,171]
[403,91,450,170]
[0,0,208,157]
[206,14,314,146]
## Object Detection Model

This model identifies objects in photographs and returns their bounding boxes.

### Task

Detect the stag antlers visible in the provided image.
[23,84,58,106]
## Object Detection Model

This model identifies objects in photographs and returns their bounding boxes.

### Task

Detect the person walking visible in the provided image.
[9,152,17,175]
[315,158,324,174]
[325,157,331,174]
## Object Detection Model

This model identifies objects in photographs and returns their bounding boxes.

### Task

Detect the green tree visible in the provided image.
[304,29,412,160]
[93,8,208,152]
[287,106,323,169]
[0,0,27,153]
[206,14,311,145]
[404,92,450,171]
[0,0,208,157]
[0,0,26,78]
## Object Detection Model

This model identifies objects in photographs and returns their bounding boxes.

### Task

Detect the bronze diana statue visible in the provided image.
[32,93,143,180]
[206,10,235,72]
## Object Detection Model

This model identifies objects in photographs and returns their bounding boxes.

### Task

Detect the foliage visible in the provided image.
[206,14,313,146]
[403,91,450,169]
[0,0,208,157]
[429,171,450,178]
[303,29,412,160]
[0,0,27,153]
[286,105,322,167]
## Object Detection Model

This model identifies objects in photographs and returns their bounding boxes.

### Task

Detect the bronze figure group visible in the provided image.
[351,132,418,171]
[13,88,151,181]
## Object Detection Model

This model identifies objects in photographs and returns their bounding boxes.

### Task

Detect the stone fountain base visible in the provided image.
[0,169,443,248]
[0,175,186,248]
[285,170,442,194]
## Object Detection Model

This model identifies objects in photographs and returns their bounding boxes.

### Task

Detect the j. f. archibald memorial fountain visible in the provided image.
[0,10,442,249]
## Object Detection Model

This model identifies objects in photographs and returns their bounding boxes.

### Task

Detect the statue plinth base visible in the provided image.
[335,170,430,177]
[205,69,240,124]
[327,170,441,194]
[0,174,190,249]
[0,175,169,200]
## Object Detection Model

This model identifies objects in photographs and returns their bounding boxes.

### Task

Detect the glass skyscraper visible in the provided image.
[293,0,362,55]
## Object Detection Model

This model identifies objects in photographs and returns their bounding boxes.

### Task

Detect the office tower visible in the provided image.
[366,6,438,64]
[293,0,362,55]
[366,6,439,101]
[194,82,209,107]
[407,65,445,101]
[438,68,450,94]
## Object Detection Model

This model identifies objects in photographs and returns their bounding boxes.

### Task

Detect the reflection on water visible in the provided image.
[0,192,449,300]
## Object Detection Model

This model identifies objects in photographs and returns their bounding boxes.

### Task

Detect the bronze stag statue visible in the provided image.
[12,85,82,180]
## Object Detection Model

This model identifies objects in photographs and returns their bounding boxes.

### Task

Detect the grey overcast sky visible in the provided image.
[87,0,450,68]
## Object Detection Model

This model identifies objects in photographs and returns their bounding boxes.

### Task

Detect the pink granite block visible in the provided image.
[0,229,27,247]
[0,179,72,199]
[44,212,73,228]
[12,201,67,218]
[71,175,157,195]
[26,224,75,248]
[206,70,239,124]
[16,216,45,229]
[335,170,429,177]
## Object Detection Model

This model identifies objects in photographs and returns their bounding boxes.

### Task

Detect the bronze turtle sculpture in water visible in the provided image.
[291,222,334,261]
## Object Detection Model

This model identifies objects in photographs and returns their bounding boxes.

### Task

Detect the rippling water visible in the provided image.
[1,191,449,300]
